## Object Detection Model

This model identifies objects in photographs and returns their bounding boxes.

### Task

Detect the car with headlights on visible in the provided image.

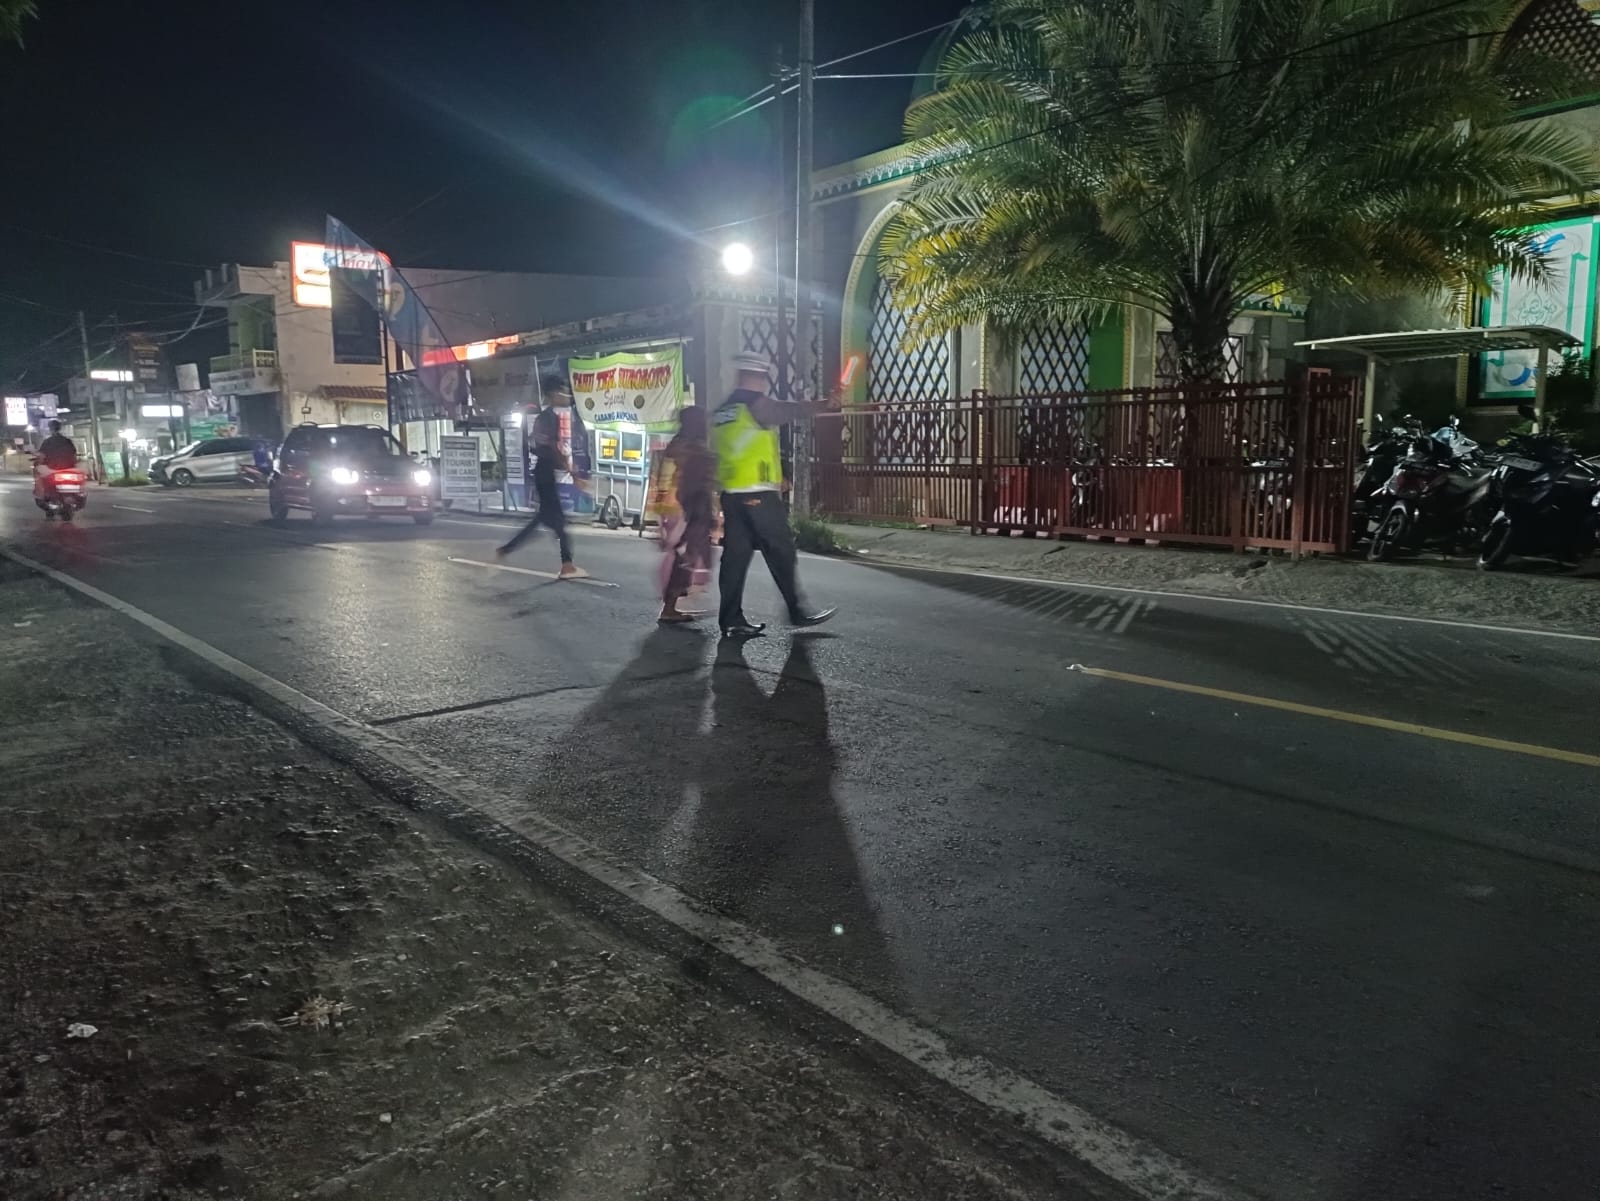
[268,423,435,526]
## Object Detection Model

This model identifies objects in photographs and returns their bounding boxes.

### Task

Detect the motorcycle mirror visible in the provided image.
[1373,413,1385,425]
[1450,415,1461,428]
[1516,404,1536,421]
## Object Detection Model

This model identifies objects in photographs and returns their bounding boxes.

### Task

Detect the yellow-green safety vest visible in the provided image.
[711,398,781,491]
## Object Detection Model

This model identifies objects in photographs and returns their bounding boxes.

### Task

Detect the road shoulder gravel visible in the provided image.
[826,522,1600,633]
[0,560,1100,1201]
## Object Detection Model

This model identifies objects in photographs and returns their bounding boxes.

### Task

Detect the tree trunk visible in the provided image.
[1168,282,1235,386]
[1168,279,1236,541]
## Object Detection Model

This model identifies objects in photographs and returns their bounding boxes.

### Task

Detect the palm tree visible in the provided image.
[880,0,1600,384]
[2,0,37,45]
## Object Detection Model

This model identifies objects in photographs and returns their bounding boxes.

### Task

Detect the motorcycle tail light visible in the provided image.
[55,471,84,483]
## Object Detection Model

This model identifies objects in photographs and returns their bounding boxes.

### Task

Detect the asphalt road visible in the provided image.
[4,476,1599,1201]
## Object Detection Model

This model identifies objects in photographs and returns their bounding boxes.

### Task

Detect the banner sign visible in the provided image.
[388,370,456,425]
[326,216,469,420]
[568,348,684,432]
[1481,216,1599,399]
[470,358,536,414]
[438,436,481,502]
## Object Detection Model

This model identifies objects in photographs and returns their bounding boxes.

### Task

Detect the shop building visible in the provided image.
[194,245,673,443]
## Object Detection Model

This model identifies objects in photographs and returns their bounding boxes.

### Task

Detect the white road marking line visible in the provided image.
[845,556,1600,644]
[447,555,619,589]
[0,540,1239,1201]
[220,520,349,552]
[112,505,155,513]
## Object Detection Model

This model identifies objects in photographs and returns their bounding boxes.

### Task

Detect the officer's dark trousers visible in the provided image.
[718,490,803,629]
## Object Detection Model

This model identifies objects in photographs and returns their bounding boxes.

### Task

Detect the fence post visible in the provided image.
[967,389,984,535]
[1289,378,1312,559]
[980,393,996,535]
[1337,375,1360,555]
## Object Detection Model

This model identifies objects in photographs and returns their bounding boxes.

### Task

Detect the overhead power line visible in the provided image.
[0,219,210,269]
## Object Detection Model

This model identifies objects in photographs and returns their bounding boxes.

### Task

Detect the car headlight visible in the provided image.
[329,466,360,486]
[413,468,432,486]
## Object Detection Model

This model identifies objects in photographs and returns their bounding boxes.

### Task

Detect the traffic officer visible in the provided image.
[711,353,836,638]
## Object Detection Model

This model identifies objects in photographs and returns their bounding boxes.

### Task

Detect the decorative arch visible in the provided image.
[1496,0,1600,102]
[840,199,955,405]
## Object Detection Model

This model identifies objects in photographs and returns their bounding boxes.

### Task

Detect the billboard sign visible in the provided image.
[468,358,536,414]
[4,396,27,426]
[1482,216,1599,399]
[292,240,391,308]
[330,266,384,364]
[129,335,161,391]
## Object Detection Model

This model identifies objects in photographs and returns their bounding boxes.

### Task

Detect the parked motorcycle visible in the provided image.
[1366,424,1494,561]
[33,460,87,521]
[1352,413,1426,545]
[1478,419,1600,570]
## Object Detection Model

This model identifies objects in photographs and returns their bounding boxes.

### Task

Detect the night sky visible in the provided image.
[0,0,965,390]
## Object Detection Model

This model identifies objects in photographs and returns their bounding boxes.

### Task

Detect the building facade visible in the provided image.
[194,248,678,443]
[808,0,1600,417]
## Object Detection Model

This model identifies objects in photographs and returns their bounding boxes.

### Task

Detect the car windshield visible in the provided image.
[325,429,404,460]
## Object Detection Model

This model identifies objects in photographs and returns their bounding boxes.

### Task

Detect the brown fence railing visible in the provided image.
[810,377,1361,555]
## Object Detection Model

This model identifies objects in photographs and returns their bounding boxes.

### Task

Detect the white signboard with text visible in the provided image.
[502,415,525,486]
[438,436,481,503]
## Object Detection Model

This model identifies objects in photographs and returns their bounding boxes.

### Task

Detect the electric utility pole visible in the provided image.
[792,0,816,515]
[77,311,103,482]
[773,43,790,403]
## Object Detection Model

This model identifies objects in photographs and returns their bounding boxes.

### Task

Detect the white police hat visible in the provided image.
[731,353,775,378]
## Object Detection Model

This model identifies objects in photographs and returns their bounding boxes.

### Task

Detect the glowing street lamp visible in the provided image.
[721,241,755,277]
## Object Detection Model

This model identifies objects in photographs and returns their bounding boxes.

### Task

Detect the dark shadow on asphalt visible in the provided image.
[525,628,894,999]
[687,638,891,987]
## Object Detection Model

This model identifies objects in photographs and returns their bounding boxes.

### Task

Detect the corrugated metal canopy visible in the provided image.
[1294,325,1581,362]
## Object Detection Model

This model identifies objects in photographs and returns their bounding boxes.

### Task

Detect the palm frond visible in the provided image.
[879,0,1598,379]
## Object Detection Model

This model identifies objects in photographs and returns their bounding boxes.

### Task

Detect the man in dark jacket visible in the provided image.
[495,375,586,579]
[37,420,78,469]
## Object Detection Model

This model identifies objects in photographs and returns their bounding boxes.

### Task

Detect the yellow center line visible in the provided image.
[1074,665,1600,769]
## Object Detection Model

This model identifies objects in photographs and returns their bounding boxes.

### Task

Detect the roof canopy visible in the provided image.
[1294,325,1581,363]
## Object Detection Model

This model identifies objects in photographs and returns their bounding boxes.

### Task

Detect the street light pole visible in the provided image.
[77,310,103,482]
[773,43,790,403]
[792,0,815,515]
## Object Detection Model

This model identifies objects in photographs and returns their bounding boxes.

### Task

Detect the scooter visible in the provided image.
[1351,413,1425,545]
[1365,429,1494,561]
[33,460,88,521]
[1478,419,1600,570]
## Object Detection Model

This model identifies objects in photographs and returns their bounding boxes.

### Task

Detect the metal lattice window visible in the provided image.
[1017,323,1091,393]
[1506,0,1600,102]
[1155,331,1244,387]
[868,279,951,402]
[740,311,820,398]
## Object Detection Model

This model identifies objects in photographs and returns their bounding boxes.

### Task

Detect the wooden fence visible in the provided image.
[809,377,1361,555]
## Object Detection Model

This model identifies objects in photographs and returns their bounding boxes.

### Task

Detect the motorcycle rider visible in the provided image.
[37,420,78,470]
[34,420,79,502]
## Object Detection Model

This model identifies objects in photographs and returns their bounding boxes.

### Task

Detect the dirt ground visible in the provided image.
[0,563,1088,1201]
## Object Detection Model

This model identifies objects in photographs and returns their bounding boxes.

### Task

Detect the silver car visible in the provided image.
[151,437,257,487]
